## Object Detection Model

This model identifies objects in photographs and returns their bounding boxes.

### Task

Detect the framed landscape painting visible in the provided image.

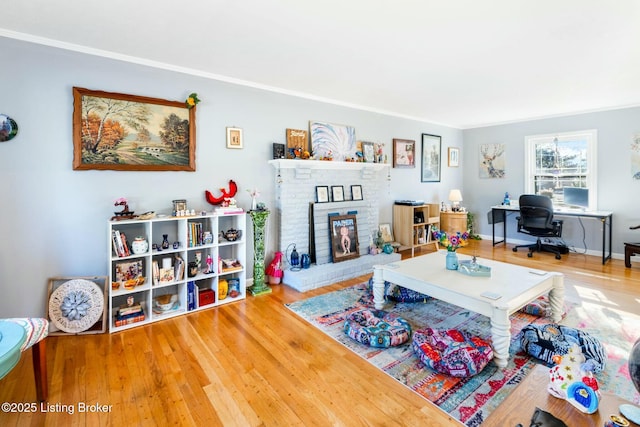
[72,87,196,171]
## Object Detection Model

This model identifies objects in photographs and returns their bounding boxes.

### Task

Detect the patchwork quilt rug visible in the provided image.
[286,281,640,426]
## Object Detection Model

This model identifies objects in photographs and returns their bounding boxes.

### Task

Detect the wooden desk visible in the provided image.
[483,363,638,427]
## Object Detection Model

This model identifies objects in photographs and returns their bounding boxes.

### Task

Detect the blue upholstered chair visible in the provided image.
[0,318,49,401]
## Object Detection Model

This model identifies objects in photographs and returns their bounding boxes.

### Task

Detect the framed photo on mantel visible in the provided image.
[328,214,360,263]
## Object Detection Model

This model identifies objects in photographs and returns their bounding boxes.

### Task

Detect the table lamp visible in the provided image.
[449,189,463,211]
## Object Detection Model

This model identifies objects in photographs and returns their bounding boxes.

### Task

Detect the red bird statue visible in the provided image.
[205,179,238,205]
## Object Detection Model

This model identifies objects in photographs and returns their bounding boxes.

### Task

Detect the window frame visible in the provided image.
[524,129,598,210]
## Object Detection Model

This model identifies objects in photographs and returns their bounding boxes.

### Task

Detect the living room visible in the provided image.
[1,2,640,426]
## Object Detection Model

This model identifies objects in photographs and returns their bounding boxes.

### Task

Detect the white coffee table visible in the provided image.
[372,251,564,368]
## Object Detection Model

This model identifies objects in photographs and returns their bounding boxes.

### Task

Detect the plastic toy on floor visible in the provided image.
[547,343,600,414]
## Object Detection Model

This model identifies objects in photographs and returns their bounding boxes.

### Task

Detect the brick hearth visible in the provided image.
[269,159,399,291]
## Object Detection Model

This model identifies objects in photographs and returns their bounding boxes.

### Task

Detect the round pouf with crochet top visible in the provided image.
[344,309,412,348]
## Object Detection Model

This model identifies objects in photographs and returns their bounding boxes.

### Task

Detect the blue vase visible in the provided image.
[446,251,459,270]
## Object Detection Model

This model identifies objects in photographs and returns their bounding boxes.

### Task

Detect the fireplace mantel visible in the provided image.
[269,159,390,172]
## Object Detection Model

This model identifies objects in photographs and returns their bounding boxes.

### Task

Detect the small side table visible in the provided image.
[248,209,272,296]
[440,211,467,235]
[625,243,640,268]
[0,320,27,380]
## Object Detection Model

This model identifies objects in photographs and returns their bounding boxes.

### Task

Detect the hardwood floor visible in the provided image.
[2,241,639,426]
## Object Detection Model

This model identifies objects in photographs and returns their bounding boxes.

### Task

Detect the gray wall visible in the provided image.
[0,36,463,317]
[463,108,640,255]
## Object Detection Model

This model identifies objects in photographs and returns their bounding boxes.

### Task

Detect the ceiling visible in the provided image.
[3,0,640,128]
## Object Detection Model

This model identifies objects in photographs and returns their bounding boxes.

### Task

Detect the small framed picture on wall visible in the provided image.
[448,147,460,167]
[226,127,243,149]
[331,185,345,202]
[351,185,363,201]
[316,186,329,203]
[392,139,415,168]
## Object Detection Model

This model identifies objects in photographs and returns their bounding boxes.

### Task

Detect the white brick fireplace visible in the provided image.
[269,159,400,291]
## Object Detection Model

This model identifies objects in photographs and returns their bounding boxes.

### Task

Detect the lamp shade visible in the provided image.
[449,189,463,203]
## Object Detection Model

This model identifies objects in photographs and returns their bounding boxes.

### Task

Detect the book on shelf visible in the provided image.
[115,309,146,327]
[214,206,244,215]
[112,230,127,257]
[187,281,196,311]
[119,232,131,257]
[174,254,185,281]
[118,303,142,317]
[152,260,160,286]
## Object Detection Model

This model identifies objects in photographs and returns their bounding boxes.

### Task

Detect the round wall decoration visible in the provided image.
[48,279,104,333]
[0,114,19,142]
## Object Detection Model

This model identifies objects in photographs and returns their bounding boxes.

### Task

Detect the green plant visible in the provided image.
[467,212,482,240]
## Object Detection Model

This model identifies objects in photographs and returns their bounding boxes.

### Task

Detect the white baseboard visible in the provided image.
[476,234,624,260]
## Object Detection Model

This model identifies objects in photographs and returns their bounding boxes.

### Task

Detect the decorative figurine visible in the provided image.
[247,188,260,211]
[266,251,284,284]
[185,93,200,109]
[205,179,238,205]
[111,197,135,220]
[205,254,213,274]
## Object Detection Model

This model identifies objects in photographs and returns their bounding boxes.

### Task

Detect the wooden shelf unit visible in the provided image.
[393,203,440,257]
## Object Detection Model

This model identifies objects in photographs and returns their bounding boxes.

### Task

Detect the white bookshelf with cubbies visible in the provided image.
[108,213,246,332]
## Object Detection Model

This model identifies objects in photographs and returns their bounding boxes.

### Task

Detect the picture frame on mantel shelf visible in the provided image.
[392,138,415,168]
[72,87,196,171]
[421,133,441,182]
[316,186,329,203]
[448,147,460,167]
[226,127,243,149]
[329,214,360,263]
[351,185,363,201]
[272,143,285,159]
[361,141,375,163]
[310,121,356,161]
[331,185,345,202]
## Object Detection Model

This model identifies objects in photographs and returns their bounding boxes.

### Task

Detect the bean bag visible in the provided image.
[343,309,411,348]
[520,324,607,373]
[412,328,494,377]
[367,277,431,303]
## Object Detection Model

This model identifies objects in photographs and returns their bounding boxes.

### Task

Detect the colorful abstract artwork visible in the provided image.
[310,121,356,161]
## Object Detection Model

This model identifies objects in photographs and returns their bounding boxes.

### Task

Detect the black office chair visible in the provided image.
[512,194,564,260]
